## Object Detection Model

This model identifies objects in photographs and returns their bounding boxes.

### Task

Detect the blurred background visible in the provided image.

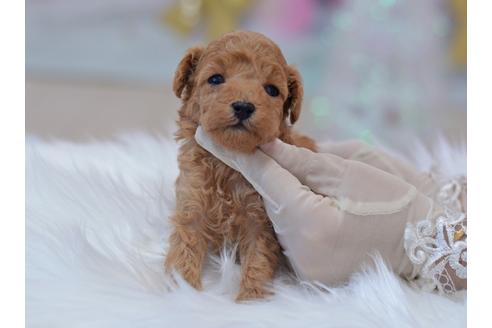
[26,0,466,152]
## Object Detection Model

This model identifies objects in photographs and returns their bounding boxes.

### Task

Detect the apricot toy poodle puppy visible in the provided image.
[164,31,316,301]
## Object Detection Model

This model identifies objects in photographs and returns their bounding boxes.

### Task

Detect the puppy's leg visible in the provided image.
[165,217,208,290]
[236,219,280,301]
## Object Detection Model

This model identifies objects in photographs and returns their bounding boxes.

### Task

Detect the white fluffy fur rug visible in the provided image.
[26,133,466,327]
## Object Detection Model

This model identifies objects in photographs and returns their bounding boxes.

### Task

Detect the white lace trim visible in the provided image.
[403,177,467,294]
[436,176,466,213]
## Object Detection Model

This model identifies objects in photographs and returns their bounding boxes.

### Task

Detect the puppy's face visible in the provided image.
[173,31,303,153]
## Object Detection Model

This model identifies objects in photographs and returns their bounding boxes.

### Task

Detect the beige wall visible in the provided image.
[26,78,180,141]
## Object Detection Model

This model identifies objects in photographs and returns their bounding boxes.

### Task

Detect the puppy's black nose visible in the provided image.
[231,101,255,121]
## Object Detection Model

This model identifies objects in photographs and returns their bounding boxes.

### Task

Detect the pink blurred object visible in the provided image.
[281,0,315,33]
[253,0,315,35]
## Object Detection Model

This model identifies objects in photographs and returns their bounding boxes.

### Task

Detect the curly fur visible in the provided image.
[164,31,316,301]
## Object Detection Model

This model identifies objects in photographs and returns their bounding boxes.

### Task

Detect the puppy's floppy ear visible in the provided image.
[283,65,304,125]
[173,46,204,99]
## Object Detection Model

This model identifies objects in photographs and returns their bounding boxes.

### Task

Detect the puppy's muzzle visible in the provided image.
[232,101,255,121]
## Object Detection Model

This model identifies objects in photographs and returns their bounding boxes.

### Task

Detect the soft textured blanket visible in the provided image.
[26,134,466,327]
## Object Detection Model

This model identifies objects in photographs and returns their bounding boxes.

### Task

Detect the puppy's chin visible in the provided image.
[205,125,264,153]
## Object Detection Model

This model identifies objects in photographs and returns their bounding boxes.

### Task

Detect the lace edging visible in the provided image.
[403,178,467,294]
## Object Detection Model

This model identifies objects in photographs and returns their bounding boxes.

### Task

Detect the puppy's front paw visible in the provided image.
[182,270,203,290]
[165,225,208,291]
[165,260,203,291]
[235,286,273,302]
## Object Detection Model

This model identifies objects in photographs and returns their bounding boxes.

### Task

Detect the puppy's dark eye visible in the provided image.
[208,74,225,85]
[264,84,279,97]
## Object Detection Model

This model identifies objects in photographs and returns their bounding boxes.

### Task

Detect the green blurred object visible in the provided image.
[358,129,374,145]
[163,0,253,40]
[310,96,332,118]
